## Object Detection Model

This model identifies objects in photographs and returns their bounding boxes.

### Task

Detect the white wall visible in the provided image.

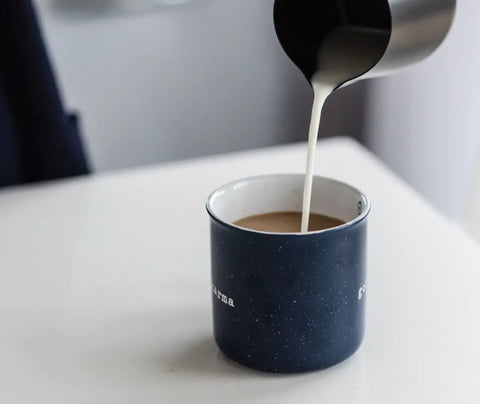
[365,0,480,218]
[36,0,314,171]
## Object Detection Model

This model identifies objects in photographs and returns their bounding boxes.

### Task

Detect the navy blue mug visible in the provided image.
[206,174,370,373]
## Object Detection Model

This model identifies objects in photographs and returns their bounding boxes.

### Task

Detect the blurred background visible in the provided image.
[20,0,480,236]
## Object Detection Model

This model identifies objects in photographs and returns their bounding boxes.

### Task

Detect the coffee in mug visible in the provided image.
[234,212,344,233]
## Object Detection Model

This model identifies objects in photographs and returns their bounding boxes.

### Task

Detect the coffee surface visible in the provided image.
[234,212,344,233]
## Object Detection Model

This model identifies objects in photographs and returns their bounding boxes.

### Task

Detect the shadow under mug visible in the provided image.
[206,174,370,373]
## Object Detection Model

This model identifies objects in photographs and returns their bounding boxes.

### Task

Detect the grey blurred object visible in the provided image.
[273,0,456,90]
[50,0,191,18]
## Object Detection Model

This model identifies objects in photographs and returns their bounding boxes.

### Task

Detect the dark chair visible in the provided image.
[0,0,89,187]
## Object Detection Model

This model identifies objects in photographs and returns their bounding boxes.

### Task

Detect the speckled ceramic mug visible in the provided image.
[206,174,370,373]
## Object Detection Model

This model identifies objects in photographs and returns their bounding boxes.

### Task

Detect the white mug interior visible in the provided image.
[207,174,370,234]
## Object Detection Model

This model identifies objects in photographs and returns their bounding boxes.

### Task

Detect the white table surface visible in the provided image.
[1,137,479,404]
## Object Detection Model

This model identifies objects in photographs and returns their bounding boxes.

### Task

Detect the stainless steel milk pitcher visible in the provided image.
[273,0,456,88]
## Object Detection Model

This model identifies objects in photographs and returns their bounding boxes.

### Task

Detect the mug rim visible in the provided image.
[206,173,371,236]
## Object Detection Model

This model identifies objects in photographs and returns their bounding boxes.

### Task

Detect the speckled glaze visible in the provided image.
[207,175,370,373]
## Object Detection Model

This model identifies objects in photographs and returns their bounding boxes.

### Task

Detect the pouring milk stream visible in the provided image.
[301,27,389,232]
